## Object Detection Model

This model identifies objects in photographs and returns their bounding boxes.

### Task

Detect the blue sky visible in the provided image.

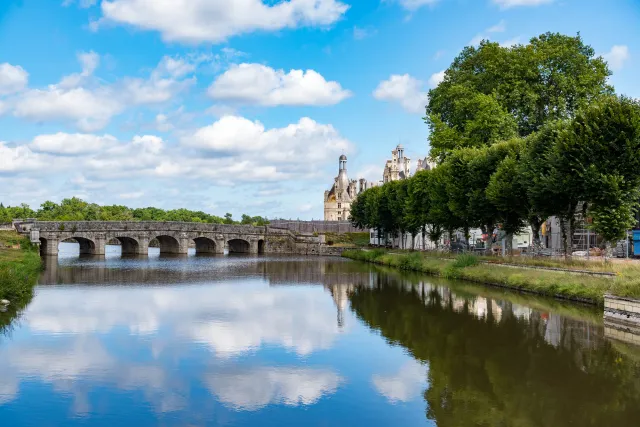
[0,0,638,220]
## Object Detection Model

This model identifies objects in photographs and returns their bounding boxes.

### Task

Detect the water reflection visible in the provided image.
[350,270,640,426]
[1,247,640,426]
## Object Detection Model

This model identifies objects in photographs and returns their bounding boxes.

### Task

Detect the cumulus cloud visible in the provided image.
[0,63,29,95]
[0,142,53,174]
[492,0,553,8]
[372,360,428,403]
[183,115,353,165]
[373,74,428,114]
[603,45,630,71]
[9,53,198,132]
[428,70,445,88]
[208,63,350,106]
[206,367,343,411]
[96,0,349,44]
[30,132,117,155]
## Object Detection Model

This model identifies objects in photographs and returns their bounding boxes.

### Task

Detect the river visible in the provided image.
[1,242,640,426]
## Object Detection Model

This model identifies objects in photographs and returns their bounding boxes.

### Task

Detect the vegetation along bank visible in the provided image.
[0,231,42,305]
[342,249,640,306]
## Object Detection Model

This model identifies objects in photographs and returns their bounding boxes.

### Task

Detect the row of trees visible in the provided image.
[0,198,269,226]
[350,33,640,257]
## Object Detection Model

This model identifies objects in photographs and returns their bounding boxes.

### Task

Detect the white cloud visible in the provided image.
[208,63,351,106]
[388,0,440,11]
[0,63,29,95]
[96,0,349,44]
[492,0,553,8]
[0,142,53,173]
[373,74,428,114]
[183,115,353,165]
[428,70,445,88]
[500,36,522,47]
[372,360,428,403]
[470,20,507,46]
[487,19,506,33]
[603,45,630,71]
[206,367,343,411]
[13,86,123,132]
[30,132,117,155]
[10,53,197,131]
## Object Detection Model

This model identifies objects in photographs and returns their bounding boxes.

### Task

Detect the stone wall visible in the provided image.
[604,294,640,326]
[23,221,347,257]
[269,220,363,233]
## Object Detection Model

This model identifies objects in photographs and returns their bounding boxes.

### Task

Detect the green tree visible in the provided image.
[426,33,612,160]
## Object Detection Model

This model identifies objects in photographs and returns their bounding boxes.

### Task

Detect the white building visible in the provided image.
[324,155,372,221]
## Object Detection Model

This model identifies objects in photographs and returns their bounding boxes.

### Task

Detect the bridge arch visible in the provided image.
[154,235,181,254]
[115,236,141,255]
[39,237,49,256]
[258,239,265,254]
[228,238,250,254]
[193,237,217,254]
[61,236,97,255]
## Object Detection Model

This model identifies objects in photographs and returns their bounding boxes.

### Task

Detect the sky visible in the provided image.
[0,0,638,220]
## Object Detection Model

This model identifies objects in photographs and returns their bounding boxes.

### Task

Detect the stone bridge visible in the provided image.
[21,221,278,256]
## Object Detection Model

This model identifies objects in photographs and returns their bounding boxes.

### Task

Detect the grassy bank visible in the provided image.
[0,230,42,303]
[342,249,640,305]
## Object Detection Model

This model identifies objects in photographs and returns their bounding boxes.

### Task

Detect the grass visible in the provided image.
[0,230,42,303]
[342,249,638,305]
[385,248,632,272]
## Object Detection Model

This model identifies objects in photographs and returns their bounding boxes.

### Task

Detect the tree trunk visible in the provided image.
[422,225,426,251]
[604,240,613,260]
[560,214,574,260]
[505,233,513,256]
[530,217,543,255]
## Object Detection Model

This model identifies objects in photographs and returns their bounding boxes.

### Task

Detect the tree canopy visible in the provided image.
[0,197,269,226]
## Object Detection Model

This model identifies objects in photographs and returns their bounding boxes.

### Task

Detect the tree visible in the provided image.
[426,33,612,160]
[407,170,432,250]
[486,156,528,255]
[565,96,640,255]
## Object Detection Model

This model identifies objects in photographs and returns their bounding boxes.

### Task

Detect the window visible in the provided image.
[338,203,341,209]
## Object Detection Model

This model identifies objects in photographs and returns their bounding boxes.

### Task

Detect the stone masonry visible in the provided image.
[18,221,346,257]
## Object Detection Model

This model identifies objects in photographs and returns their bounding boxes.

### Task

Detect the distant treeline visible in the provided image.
[0,198,269,226]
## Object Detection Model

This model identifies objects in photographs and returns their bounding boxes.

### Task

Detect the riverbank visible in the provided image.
[342,249,640,305]
[0,231,42,303]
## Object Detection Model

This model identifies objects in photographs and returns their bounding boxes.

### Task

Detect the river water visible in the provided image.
[1,243,640,426]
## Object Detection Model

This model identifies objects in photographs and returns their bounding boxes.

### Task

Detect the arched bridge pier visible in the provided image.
[26,221,271,257]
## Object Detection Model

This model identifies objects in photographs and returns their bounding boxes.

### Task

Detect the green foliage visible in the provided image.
[0,197,268,226]
[452,253,479,269]
[0,232,42,303]
[427,33,612,160]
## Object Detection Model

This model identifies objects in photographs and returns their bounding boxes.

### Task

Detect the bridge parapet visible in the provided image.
[30,221,269,234]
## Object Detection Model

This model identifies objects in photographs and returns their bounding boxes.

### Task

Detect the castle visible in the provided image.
[323,145,435,221]
[323,155,372,221]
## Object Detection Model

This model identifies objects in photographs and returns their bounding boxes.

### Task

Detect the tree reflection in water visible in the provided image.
[349,272,640,426]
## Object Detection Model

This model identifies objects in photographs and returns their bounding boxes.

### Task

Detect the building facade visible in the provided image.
[383,144,411,183]
[324,155,372,221]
